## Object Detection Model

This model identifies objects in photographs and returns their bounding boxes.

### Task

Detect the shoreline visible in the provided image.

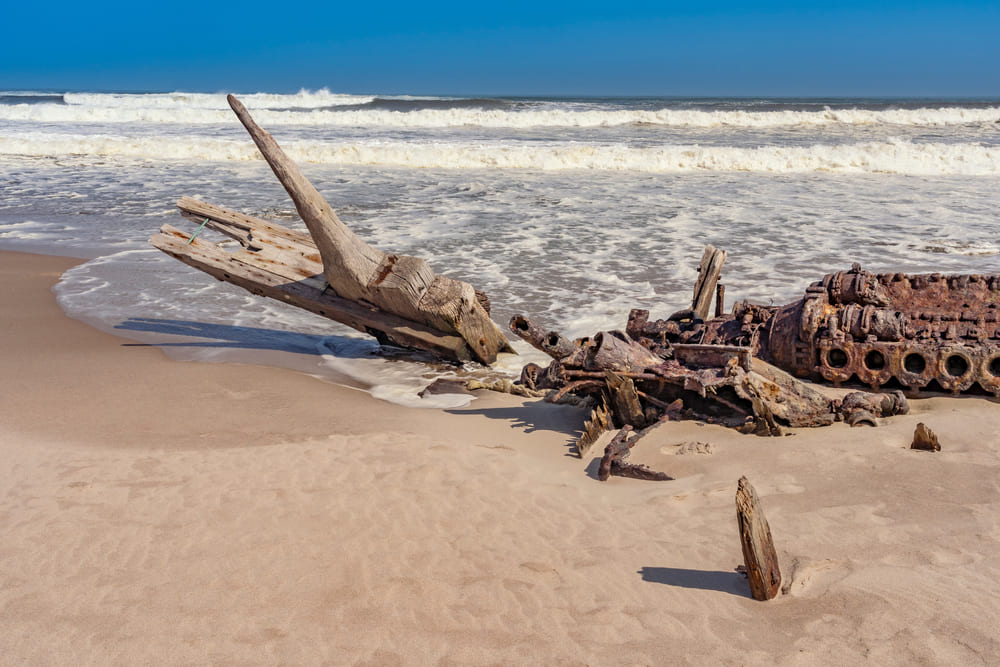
[0,249,579,451]
[2,248,999,664]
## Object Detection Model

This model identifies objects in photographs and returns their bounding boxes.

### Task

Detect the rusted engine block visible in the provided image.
[629,263,1000,395]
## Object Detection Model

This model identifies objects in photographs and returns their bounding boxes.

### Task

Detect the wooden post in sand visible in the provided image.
[692,245,726,321]
[910,422,941,451]
[735,476,781,600]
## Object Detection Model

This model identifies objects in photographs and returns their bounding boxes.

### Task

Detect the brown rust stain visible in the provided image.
[371,254,399,287]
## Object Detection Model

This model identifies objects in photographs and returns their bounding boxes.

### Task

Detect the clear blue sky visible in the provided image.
[2,0,998,97]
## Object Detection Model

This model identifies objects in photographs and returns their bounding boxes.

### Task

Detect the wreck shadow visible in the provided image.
[451,401,585,446]
[114,317,376,358]
[583,457,603,480]
[638,567,751,598]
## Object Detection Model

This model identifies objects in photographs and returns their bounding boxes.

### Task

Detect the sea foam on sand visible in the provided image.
[1,251,999,664]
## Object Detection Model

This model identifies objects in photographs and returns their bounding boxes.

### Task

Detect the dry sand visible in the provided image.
[2,249,999,665]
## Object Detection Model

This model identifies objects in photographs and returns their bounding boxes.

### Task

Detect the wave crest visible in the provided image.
[2,134,996,175]
[2,92,997,128]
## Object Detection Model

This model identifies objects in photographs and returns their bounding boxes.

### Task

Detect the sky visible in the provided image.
[1,0,998,97]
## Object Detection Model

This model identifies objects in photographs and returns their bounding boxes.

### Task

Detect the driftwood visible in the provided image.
[152,206,476,361]
[736,476,781,601]
[151,95,512,365]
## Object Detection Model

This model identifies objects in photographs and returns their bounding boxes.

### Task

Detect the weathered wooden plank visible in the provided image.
[151,225,473,362]
[692,245,726,321]
[177,196,315,246]
[736,476,781,601]
[605,370,646,428]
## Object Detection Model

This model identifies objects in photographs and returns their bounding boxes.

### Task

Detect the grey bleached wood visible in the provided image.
[225,94,511,364]
[177,196,315,246]
[151,224,473,362]
[691,245,727,321]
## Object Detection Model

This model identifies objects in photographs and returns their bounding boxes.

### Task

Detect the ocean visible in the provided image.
[1,90,999,405]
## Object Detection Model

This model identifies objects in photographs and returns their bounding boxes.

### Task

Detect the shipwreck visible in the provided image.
[151,97,997,463]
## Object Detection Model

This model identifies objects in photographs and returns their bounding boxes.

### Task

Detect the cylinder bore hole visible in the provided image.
[863,350,886,371]
[826,348,849,369]
[903,353,927,374]
[989,357,1000,377]
[945,354,970,377]
[545,333,561,347]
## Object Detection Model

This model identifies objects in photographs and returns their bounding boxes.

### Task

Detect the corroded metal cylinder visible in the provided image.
[764,265,1000,395]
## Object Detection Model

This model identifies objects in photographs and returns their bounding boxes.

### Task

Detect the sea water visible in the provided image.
[1,91,999,405]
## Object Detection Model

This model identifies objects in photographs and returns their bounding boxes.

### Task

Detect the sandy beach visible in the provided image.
[2,248,1000,665]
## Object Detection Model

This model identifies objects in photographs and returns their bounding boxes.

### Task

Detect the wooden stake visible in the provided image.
[735,476,781,600]
[911,422,940,451]
[691,245,726,321]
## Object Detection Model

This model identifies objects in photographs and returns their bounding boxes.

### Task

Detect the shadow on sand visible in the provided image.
[638,566,751,598]
[114,317,379,358]
[450,401,585,440]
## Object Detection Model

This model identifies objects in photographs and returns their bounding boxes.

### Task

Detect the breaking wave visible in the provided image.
[2,133,997,175]
[0,90,997,128]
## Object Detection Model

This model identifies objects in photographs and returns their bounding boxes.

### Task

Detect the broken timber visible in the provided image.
[691,244,726,321]
[150,95,512,365]
[736,476,781,601]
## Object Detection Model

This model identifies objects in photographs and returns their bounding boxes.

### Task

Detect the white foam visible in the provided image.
[63,89,375,110]
[368,384,474,409]
[3,132,996,175]
[2,96,997,129]
[916,239,1000,256]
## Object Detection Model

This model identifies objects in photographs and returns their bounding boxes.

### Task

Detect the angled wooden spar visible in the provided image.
[151,98,513,364]
[226,95,511,364]
[227,95,382,301]
[155,95,508,364]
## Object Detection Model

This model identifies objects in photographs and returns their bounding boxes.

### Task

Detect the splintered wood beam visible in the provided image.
[227,95,383,299]
[736,476,781,601]
[150,224,473,362]
[605,370,647,428]
[177,196,316,247]
[692,245,726,321]
[575,400,611,458]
